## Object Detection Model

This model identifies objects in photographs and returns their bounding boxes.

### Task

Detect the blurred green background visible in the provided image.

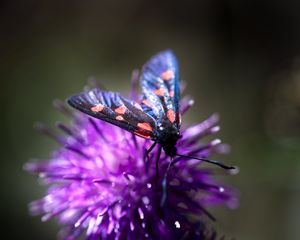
[2,1,300,239]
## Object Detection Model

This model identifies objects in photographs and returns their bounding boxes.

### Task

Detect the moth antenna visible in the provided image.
[144,142,157,172]
[175,154,235,170]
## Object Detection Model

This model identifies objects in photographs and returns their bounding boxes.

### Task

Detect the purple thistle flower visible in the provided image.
[25,80,238,240]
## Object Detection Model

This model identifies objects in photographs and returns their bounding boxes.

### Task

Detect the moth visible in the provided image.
[68,50,234,170]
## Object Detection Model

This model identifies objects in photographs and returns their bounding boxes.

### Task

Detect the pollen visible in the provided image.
[137,122,153,132]
[116,115,124,121]
[154,88,165,96]
[91,104,105,113]
[115,105,127,114]
[161,69,174,81]
[167,109,175,123]
[142,99,152,108]
[134,102,142,110]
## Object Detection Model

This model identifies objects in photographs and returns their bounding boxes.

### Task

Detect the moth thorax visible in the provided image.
[157,121,180,157]
[163,145,178,157]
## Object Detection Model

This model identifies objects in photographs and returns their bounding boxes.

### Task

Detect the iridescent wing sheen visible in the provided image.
[68,89,157,139]
[140,50,181,127]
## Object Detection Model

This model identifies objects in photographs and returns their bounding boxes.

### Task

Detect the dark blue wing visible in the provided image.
[140,50,181,127]
[68,89,157,139]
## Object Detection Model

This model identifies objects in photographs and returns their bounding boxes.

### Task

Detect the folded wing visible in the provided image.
[68,89,157,139]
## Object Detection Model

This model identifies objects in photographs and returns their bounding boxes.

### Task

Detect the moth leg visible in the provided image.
[155,146,162,182]
[160,157,173,207]
[145,141,157,162]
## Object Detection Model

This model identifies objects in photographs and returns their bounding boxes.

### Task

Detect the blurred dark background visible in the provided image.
[2,1,300,239]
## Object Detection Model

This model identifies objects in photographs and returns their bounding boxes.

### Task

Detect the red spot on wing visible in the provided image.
[91,104,105,113]
[154,88,165,96]
[115,105,127,114]
[176,111,181,125]
[169,90,174,97]
[134,122,153,139]
[161,70,174,81]
[137,122,153,132]
[134,132,151,139]
[166,109,175,123]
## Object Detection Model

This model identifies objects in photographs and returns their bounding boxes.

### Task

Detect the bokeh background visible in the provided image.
[2,1,300,239]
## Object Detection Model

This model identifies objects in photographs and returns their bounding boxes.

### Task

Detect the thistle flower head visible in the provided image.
[25,81,238,240]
